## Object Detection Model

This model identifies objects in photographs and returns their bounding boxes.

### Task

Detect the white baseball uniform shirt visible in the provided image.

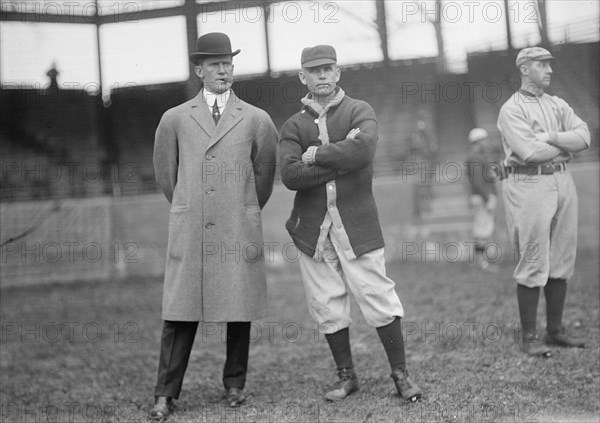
[497,88,590,287]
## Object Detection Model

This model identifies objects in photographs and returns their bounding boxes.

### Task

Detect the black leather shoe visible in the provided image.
[149,396,174,421]
[391,368,422,402]
[545,327,585,348]
[521,333,551,357]
[324,368,359,401]
[226,387,246,407]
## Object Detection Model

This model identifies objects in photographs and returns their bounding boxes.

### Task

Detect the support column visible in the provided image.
[185,0,199,99]
[537,0,550,47]
[263,3,272,75]
[432,0,445,73]
[504,0,513,53]
[375,0,390,67]
[94,0,105,102]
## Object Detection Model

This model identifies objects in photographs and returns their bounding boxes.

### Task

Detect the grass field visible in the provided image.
[1,247,598,423]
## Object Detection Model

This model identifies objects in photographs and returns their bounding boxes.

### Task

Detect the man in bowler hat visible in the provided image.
[150,32,278,420]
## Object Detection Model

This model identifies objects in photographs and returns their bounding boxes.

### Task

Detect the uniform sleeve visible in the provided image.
[153,111,178,204]
[314,102,377,171]
[251,112,279,209]
[553,97,591,152]
[279,119,339,191]
[497,103,563,163]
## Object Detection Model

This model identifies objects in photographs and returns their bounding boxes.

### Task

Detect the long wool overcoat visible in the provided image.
[153,90,278,322]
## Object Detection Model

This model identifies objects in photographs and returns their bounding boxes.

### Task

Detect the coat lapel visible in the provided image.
[189,90,215,138]
[207,92,244,150]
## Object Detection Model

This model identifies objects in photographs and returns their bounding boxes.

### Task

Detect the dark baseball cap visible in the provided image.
[301,45,337,68]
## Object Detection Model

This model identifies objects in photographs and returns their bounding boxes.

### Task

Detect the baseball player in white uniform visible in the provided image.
[497,47,590,357]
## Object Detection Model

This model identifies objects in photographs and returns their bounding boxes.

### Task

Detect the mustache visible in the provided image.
[211,77,234,83]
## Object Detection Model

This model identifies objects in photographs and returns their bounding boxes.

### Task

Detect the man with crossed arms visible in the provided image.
[279,45,422,402]
[497,47,590,357]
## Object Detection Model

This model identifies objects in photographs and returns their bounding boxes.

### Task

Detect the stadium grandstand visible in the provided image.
[1,0,598,285]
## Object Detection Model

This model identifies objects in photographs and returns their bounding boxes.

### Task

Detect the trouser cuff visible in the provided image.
[223,377,245,390]
[154,385,180,399]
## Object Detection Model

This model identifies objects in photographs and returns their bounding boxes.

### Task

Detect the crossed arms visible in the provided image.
[498,99,590,163]
[279,107,377,191]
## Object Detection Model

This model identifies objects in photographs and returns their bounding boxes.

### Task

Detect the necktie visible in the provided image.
[212,99,220,125]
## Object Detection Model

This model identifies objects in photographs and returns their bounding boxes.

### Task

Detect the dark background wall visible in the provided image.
[1,42,598,201]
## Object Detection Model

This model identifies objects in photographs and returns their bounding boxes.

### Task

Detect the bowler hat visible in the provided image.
[190,32,241,64]
[301,45,337,68]
[515,47,555,67]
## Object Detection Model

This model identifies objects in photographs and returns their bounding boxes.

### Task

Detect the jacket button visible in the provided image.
[314,119,319,123]
[205,188,213,194]
[205,154,213,160]
[205,223,214,229]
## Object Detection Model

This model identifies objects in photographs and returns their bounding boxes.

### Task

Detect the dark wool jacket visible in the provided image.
[279,92,384,258]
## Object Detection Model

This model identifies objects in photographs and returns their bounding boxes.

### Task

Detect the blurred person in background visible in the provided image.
[405,111,437,212]
[466,128,498,272]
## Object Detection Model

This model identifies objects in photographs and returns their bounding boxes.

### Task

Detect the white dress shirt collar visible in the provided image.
[203,89,231,113]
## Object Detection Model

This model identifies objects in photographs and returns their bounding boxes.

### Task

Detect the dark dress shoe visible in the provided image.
[391,368,422,402]
[324,368,359,401]
[149,396,174,421]
[227,387,246,407]
[521,334,551,357]
[545,327,585,348]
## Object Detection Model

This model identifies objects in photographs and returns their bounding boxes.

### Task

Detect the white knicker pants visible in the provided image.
[502,169,578,288]
[298,229,404,334]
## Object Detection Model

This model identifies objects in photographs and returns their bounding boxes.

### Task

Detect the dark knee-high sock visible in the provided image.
[545,278,567,334]
[325,327,354,370]
[517,284,541,338]
[376,317,406,371]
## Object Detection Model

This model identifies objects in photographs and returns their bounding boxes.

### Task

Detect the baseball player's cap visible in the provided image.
[515,47,555,67]
[468,128,488,143]
[301,45,337,68]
